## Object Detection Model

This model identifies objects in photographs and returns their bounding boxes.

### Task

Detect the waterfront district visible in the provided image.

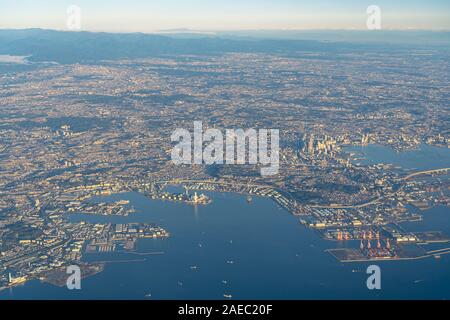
[0,48,449,290]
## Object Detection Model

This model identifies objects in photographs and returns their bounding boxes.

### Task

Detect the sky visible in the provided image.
[0,0,449,32]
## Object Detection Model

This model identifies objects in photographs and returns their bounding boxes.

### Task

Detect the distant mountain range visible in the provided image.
[0,29,448,64]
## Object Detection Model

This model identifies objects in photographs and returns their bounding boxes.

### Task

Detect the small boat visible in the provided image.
[222,280,227,284]
[226,260,234,264]
[223,294,232,299]
[144,293,152,298]
[190,266,198,270]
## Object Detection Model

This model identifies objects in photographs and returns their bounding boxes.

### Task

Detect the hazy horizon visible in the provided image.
[2,27,450,33]
[1,0,449,32]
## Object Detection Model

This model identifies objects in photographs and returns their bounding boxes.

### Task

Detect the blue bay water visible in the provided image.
[1,145,449,299]
[345,144,450,171]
